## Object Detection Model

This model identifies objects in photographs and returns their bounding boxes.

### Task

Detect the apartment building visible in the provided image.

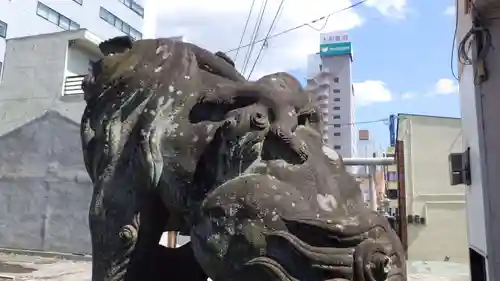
[306,32,357,158]
[0,0,145,77]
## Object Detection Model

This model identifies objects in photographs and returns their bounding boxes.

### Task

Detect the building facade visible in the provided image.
[306,32,357,158]
[0,29,104,253]
[397,114,468,263]
[0,0,145,77]
[384,146,398,215]
[0,27,188,253]
[456,0,500,280]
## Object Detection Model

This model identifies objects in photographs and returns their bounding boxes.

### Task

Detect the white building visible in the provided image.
[0,0,146,77]
[396,114,468,263]
[456,0,500,280]
[306,32,357,158]
[0,29,105,135]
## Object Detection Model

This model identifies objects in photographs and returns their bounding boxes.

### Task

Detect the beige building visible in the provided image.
[384,146,398,215]
[397,114,468,263]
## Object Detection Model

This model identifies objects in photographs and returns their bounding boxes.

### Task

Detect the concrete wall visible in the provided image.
[398,115,468,262]
[0,111,92,254]
[0,31,94,137]
[456,0,489,258]
[457,2,500,279]
[407,202,468,263]
[66,45,100,77]
[0,31,107,255]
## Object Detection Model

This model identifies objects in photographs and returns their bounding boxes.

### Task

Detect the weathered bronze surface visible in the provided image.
[81,36,406,281]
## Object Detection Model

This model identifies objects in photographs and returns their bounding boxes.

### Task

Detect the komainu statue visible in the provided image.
[80,35,406,281]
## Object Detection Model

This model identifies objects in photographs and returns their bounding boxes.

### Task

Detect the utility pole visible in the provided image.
[396,140,408,257]
[167,231,177,248]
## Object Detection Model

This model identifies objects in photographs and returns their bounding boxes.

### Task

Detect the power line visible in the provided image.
[247,0,286,79]
[447,130,462,152]
[241,0,269,74]
[246,2,285,78]
[269,1,285,35]
[450,0,460,81]
[326,117,390,127]
[233,0,257,62]
[225,0,368,54]
[304,10,333,32]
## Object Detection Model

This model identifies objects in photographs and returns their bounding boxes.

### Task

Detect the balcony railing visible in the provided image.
[63,75,85,96]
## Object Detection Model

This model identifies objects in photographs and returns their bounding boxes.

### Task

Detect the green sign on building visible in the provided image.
[319,42,352,56]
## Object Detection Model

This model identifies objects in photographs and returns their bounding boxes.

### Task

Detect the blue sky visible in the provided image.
[160,0,460,152]
[290,0,461,150]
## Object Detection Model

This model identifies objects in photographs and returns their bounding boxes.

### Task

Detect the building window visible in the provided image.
[72,0,82,5]
[385,171,398,182]
[333,97,340,102]
[334,77,339,83]
[0,61,3,81]
[100,8,142,40]
[333,106,340,110]
[333,89,340,93]
[317,95,328,101]
[386,189,398,200]
[333,115,341,119]
[333,124,341,128]
[334,132,341,136]
[36,2,80,31]
[0,20,7,38]
[319,103,328,108]
[333,145,341,150]
[118,0,145,18]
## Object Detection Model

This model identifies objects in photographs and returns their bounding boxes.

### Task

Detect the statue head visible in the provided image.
[191,125,406,281]
[188,75,406,281]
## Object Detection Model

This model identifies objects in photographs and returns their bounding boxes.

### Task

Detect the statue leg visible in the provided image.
[88,177,169,281]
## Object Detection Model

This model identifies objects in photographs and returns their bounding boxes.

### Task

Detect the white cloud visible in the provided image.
[149,0,407,80]
[401,92,416,99]
[365,0,408,19]
[353,80,392,106]
[433,78,459,95]
[444,5,455,16]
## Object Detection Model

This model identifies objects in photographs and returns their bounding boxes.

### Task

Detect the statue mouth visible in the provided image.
[252,220,399,281]
[261,132,308,165]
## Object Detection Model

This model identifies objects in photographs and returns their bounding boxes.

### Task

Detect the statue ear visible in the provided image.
[99,36,134,56]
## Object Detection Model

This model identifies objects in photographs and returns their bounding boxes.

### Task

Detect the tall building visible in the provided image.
[0,0,146,76]
[306,32,357,158]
